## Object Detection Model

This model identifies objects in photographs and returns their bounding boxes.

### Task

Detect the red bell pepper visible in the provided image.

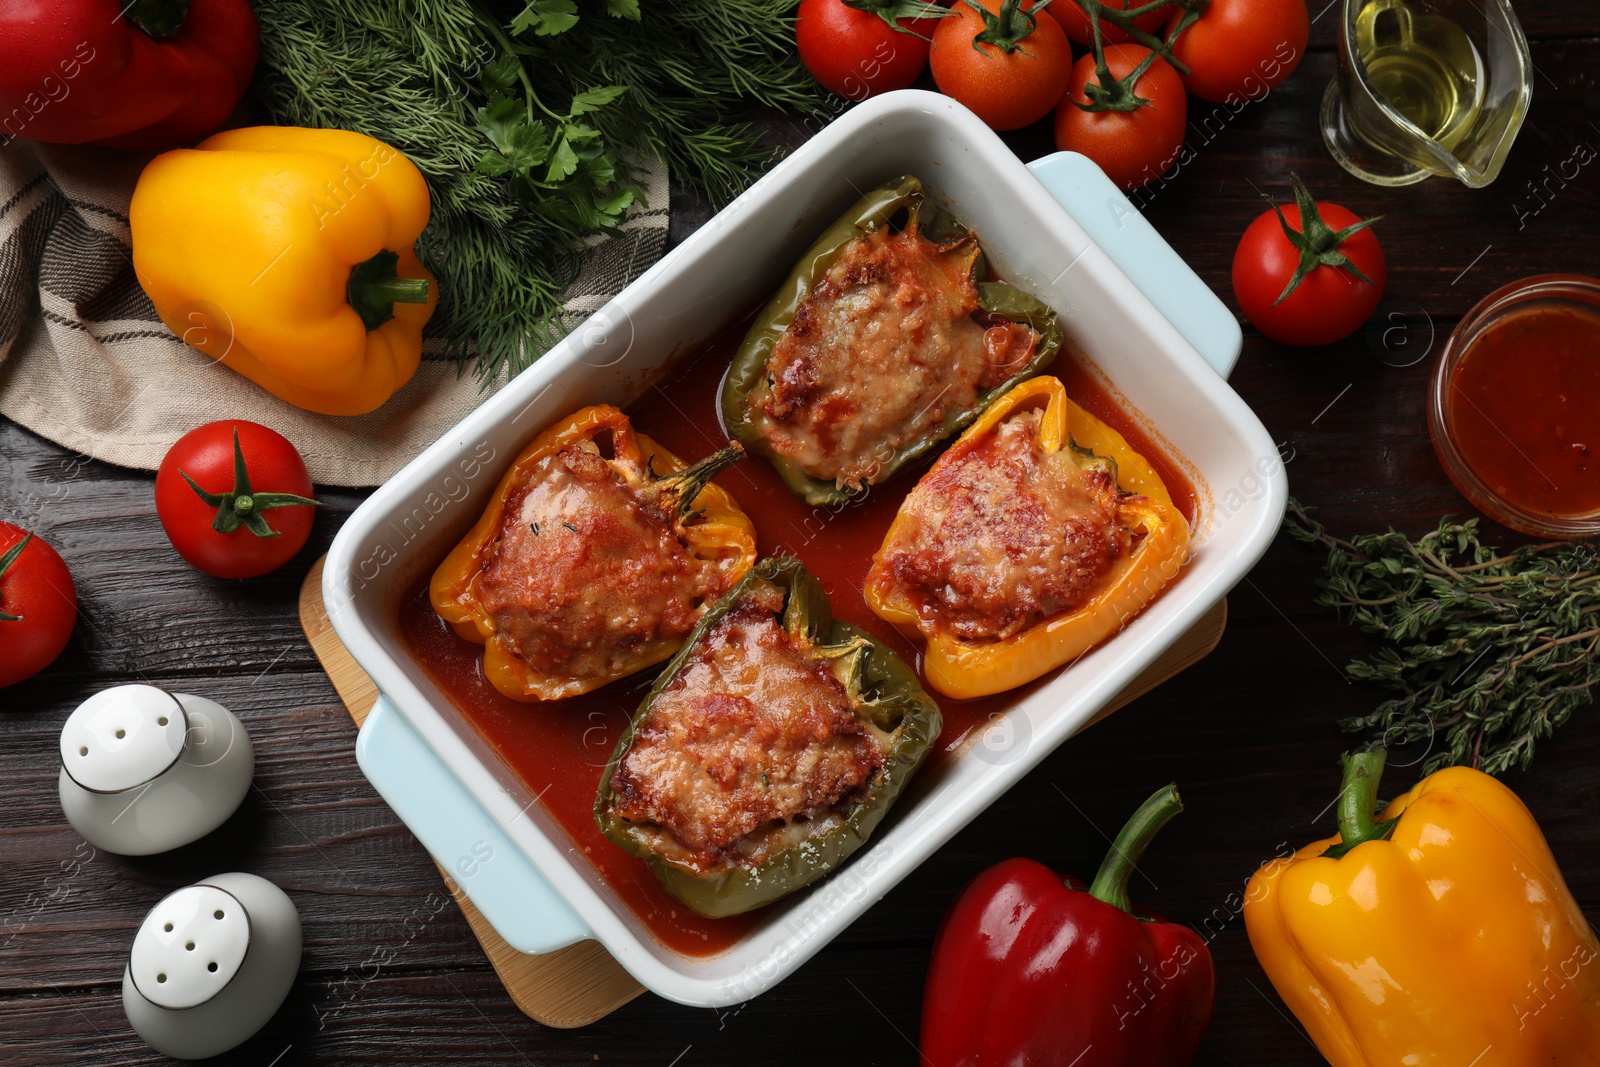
[0,0,258,151]
[922,785,1214,1067]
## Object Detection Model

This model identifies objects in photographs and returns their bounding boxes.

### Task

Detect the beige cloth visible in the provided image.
[0,140,670,486]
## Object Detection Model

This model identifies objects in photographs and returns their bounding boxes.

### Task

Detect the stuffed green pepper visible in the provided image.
[594,556,942,918]
[721,174,1063,506]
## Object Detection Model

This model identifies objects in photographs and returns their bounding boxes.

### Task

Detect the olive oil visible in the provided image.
[1355,0,1485,151]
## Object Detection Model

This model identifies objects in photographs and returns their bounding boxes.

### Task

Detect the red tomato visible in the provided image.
[931,0,1074,130]
[796,0,933,100]
[155,421,319,580]
[1166,0,1307,103]
[0,523,77,689]
[1053,44,1187,191]
[1047,0,1167,47]
[1232,192,1386,347]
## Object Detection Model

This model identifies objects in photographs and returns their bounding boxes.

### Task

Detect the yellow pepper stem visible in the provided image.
[348,250,432,331]
[654,442,746,520]
[1325,749,1397,860]
[1087,784,1185,915]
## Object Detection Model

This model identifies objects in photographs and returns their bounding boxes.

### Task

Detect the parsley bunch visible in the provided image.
[1289,500,1600,775]
[251,0,827,383]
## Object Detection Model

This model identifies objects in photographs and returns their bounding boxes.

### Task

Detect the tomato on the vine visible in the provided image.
[0,523,77,690]
[930,0,1074,131]
[155,421,320,580]
[1165,0,1307,103]
[797,0,945,100]
[1047,0,1167,47]
[1232,176,1386,347]
[1053,43,1187,191]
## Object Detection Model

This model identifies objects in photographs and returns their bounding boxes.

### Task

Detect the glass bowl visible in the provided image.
[1428,274,1600,538]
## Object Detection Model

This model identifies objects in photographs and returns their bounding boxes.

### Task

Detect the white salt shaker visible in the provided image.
[122,872,302,1059]
[59,685,254,855]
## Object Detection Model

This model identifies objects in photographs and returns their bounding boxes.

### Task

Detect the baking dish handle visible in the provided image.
[355,695,592,955]
[1026,151,1243,380]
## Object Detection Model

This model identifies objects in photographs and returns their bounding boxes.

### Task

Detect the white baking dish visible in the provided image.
[324,90,1287,1009]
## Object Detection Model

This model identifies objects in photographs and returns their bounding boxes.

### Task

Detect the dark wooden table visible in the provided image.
[5,8,1599,1064]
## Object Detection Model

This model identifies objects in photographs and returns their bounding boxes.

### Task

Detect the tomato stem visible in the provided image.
[1267,174,1384,306]
[842,0,954,35]
[1072,0,1197,112]
[958,0,1047,56]
[123,0,191,38]
[0,533,33,622]
[180,430,320,539]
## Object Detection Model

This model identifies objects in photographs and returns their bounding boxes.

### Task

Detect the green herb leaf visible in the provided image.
[512,0,580,36]
[569,85,627,117]
[476,99,553,177]
[606,0,642,19]
[480,55,524,94]
[596,188,636,216]
[546,133,581,183]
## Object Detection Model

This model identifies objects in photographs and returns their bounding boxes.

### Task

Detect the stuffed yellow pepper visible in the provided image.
[431,405,756,701]
[865,375,1189,699]
[130,126,437,416]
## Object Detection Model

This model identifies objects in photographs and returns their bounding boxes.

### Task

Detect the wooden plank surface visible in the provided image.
[5,19,1600,1066]
[295,555,648,1029]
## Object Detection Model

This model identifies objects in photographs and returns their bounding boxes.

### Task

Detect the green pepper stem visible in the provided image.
[347,250,431,331]
[1087,784,1184,914]
[1323,749,1396,859]
[658,443,745,519]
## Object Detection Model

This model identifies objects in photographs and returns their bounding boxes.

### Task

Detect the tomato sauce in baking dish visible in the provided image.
[396,311,1197,956]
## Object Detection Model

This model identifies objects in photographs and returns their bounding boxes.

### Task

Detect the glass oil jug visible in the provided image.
[1320,0,1532,187]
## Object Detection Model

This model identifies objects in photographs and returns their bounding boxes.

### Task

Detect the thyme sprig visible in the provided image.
[1287,499,1600,776]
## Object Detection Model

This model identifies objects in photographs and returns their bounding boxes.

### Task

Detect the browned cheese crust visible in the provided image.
[749,224,1039,491]
[472,444,727,682]
[877,408,1133,642]
[607,579,888,870]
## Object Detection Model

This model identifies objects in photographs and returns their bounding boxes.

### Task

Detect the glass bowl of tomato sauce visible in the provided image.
[1429,274,1600,538]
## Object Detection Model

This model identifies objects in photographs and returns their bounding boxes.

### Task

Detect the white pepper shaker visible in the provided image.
[59,684,253,855]
[122,872,301,1059]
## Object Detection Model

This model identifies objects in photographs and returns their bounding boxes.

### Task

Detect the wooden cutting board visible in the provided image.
[297,555,1227,1027]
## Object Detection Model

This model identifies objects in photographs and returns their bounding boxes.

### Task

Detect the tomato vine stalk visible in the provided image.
[1072,0,1204,111]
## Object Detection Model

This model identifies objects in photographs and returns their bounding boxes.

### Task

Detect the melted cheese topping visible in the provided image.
[877,409,1131,642]
[749,225,1038,491]
[472,445,725,682]
[608,579,888,871]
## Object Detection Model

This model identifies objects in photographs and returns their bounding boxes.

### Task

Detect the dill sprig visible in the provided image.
[250,0,828,384]
[1287,499,1600,776]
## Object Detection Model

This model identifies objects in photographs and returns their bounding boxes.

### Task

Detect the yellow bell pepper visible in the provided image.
[129,126,438,416]
[865,375,1190,699]
[1245,750,1600,1066]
